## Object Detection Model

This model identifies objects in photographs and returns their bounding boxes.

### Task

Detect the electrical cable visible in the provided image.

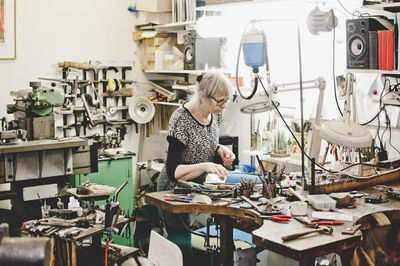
[388,120,400,154]
[257,76,386,174]
[256,76,335,173]
[336,0,370,18]
[105,240,109,266]
[332,17,343,117]
[178,214,219,238]
[360,78,389,125]
[235,21,259,100]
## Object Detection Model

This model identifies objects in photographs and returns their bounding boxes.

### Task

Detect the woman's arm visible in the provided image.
[174,162,229,181]
[166,136,229,181]
[217,145,236,167]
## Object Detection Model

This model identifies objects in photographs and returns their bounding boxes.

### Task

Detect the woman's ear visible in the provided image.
[198,91,206,102]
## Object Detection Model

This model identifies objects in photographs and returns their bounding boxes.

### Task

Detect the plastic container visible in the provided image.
[234,164,256,173]
[307,194,336,210]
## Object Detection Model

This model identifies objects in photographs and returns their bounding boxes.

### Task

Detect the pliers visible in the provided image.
[260,215,292,223]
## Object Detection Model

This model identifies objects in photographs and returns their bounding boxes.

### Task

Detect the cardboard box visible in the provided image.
[135,33,177,70]
[137,11,172,26]
[136,0,172,12]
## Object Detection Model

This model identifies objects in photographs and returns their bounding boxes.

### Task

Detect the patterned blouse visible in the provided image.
[157,103,220,191]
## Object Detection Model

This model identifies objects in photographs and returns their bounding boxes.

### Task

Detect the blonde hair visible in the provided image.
[193,70,232,109]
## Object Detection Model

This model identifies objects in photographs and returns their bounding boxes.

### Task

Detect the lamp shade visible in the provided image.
[320,118,372,148]
[240,92,279,114]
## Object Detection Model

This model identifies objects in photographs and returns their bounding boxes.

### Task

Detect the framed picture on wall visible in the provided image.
[0,0,16,60]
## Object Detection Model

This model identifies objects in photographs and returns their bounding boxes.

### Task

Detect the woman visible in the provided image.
[157,70,235,264]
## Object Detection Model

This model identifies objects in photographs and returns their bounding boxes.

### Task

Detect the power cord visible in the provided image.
[178,214,219,239]
[257,76,388,173]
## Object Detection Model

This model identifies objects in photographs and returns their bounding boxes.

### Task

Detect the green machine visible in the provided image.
[30,82,64,116]
[74,155,135,247]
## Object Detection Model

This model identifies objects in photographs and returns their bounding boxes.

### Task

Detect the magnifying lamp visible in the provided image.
[320,73,373,148]
[240,90,279,114]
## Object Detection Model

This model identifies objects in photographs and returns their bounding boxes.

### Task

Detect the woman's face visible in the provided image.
[208,93,230,114]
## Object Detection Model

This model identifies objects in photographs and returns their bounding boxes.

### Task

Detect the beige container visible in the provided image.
[136,0,172,12]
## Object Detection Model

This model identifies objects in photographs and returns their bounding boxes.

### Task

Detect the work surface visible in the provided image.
[145,189,400,264]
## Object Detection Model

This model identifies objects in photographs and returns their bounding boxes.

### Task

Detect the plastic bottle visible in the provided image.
[68,197,83,216]
[57,198,64,209]
[262,122,273,154]
[68,197,76,210]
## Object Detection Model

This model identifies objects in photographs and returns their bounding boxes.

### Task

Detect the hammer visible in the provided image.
[281,225,333,241]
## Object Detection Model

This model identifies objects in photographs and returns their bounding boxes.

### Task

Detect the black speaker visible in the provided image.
[183,30,221,70]
[346,18,388,69]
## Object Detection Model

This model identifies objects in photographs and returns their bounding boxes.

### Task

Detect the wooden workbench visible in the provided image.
[145,187,400,266]
[28,216,129,266]
[145,191,264,266]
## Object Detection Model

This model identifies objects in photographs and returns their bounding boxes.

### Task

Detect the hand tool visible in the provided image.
[309,221,344,226]
[295,216,344,226]
[321,144,329,166]
[240,195,281,215]
[281,225,333,241]
[287,187,307,202]
[104,181,128,235]
[260,215,291,223]
[164,197,191,203]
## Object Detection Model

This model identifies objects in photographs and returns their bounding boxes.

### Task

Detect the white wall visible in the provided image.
[0,0,145,208]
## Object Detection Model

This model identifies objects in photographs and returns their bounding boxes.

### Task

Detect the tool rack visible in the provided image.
[59,64,137,144]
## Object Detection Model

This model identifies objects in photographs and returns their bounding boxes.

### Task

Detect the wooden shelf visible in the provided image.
[361,2,400,12]
[345,69,400,76]
[138,21,196,31]
[196,0,294,11]
[144,70,203,75]
[153,101,181,107]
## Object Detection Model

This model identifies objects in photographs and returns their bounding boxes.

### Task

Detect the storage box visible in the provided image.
[137,11,172,26]
[135,33,177,70]
[136,0,172,12]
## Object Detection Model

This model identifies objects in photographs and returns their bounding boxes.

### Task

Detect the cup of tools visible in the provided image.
[242,189,252,198]
[262,183,277,199]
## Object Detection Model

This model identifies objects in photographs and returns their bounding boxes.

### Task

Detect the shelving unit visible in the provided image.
[361,2,400,12]
[138,21,196,31]
[345,69,400,77]
[196,0,294,11]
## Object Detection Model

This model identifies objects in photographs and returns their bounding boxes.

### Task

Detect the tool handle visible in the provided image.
[113,181,128,202]
[218,184,235,190]
[281,228,325,241]
[287,188,306,202]
[240,196,264,213]
[310,221,344,226]
[271,217,290,222]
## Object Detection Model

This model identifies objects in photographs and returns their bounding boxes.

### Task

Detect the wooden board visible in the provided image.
[309,169,400,194]
[145,191,263,225]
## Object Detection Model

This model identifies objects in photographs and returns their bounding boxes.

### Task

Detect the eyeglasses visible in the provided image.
[211,96,230,106]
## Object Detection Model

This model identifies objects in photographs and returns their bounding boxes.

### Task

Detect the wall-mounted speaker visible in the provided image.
[346,18,389,69]
[183,30,221,70]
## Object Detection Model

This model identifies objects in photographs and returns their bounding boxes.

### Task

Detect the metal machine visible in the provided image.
[7,81,64,140]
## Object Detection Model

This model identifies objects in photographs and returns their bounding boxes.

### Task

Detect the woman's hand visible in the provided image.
[201,162,230,180]
[217,145,236,167]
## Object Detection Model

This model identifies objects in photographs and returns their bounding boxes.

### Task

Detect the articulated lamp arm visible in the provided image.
[272,77,326,162]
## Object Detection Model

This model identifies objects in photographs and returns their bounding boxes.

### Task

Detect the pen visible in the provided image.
[37,193,44,209]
